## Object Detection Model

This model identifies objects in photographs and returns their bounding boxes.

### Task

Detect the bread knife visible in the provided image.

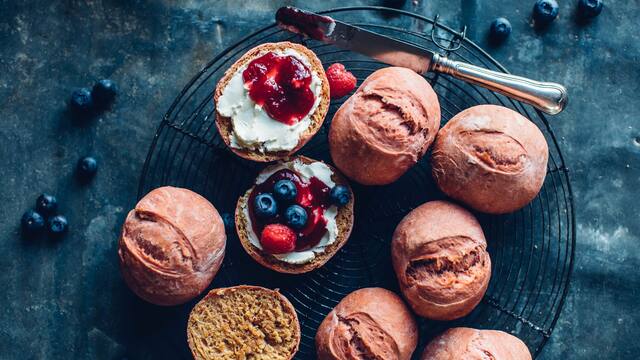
[276,6,567,115]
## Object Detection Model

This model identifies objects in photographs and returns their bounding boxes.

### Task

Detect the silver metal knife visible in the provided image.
[276,7,567,115]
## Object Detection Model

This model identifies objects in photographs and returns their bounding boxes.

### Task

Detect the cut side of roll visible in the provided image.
[214,41,330,162]
[187,286,300,360]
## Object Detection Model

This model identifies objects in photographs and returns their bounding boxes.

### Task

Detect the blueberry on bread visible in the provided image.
[235,156,354,273]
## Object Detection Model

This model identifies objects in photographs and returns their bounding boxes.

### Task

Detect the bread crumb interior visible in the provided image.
[188,288,298,360]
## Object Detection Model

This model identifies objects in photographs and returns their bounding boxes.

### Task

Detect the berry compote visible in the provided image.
[248,169,331,252]
[242,52,315,125]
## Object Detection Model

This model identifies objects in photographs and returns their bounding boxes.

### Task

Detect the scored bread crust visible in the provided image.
[187,285,301,360]
[214,42,330,162]
[235,156,355,274]
[420,327,532,360]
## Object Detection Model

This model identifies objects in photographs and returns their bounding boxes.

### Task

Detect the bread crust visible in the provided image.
[420,327,532,360]
[214,41,330,162]
[431,104,549,214]
[315,287,418,360]
[329,67,441,185]
[187,285,301,360]
[235,156,354,274]
[391,200,491,320]
[118,186,226,306]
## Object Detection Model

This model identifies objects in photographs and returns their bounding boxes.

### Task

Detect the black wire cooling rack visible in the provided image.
[137,6,575,359]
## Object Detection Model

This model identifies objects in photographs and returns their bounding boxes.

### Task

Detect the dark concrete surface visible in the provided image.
[1,0,638,359]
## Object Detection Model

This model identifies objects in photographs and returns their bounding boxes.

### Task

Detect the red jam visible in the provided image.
[242,52,315,125]
[248,169,331,252]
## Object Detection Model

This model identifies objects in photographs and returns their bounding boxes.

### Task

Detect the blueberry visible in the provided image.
[92,79,117,107]
[273,179,297,202]
[69,88,94,114]
[578,0,603,18]
[47,215,68,236]
[254,193,278,219]
[329,185,351,207]
[489,17,512,43]
[36,193,58,216]
[77,156,98,179]
[284,205,308,230]
[21,210,45,235]
[221,212,234,231]
[533,0,559,26]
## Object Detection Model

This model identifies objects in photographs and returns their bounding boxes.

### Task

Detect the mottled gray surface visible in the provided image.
[0,0,638,359]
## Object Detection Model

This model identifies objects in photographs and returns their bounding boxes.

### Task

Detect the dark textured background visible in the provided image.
[1,0,638,359]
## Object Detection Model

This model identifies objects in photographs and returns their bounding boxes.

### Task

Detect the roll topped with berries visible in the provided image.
[235,156,354,273]
[215,42,330,162]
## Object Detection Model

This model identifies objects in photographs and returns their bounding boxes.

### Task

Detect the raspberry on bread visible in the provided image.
[261,224,297,254]
[235,156,355,274]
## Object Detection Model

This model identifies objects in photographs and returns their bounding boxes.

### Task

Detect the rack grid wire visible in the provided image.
[137,6,575,359]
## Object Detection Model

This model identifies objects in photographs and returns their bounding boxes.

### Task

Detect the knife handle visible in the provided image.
[431,54,567,115]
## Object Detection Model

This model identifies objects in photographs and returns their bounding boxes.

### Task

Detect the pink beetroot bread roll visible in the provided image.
[431,104,548,214]
[329,67,441,185]
[118,186,226,306]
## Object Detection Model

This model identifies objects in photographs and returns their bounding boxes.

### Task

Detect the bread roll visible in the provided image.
[188,286,300,360]
[431,104,548,214]
[421,327,531,360]
[215,41,330,162]
[235,156,354,274]
[118,186,226,306]
[315,287,418,360]
[391,201,491,320]
[329,67,441,185]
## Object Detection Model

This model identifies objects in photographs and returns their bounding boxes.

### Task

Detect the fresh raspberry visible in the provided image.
[326,63,357,99]
[260,224,296,254]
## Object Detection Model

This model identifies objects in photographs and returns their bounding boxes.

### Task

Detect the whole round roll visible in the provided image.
[391,201,491,320]
[431,104,548,214]
[315,287,418,360]
[420,327,531,360]
[329,67,441,185]
[118,186,226,306]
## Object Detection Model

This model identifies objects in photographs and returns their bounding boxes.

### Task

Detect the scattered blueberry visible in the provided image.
[533,0,559,26]
[77,156,98,179]
[284,205,308,230]
[489,17,512,43]
[21,210,45,235]
[221,212,234,231]
[273,179,297,202]
[92,79,117,107]
[69,88,94,114]
[47,215,68,237]
[578,0,603,18]
[329,185,351,207]
[254,193,278,219]
[36,193,58,216]
[20,210,44,235]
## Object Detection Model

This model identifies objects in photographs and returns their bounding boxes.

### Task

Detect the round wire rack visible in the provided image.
[137,6,575,359]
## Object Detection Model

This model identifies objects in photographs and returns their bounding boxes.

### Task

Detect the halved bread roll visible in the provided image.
[214,42,330,162]
[235,156,354,273]
[187,286,300,360]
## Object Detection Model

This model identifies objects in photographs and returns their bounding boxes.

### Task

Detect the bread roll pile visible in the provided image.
[115,42,549,359]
